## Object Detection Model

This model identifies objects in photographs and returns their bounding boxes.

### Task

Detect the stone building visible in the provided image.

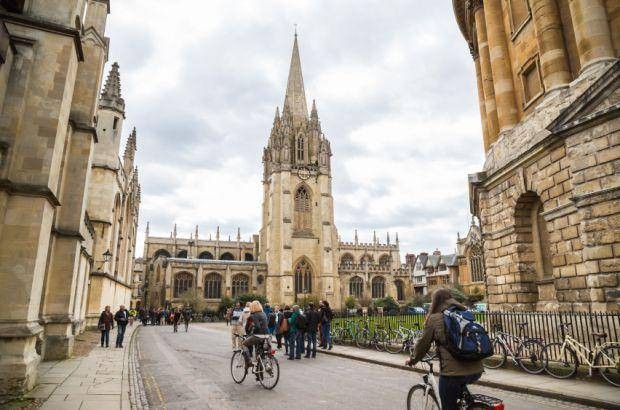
[140,36,415,311]
[456,221,486,297]
[453,0,619,311]
[0,0,139,394]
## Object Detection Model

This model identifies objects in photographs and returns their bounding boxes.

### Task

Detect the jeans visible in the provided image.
[321,322,332,348]
[438,373,482,410]
[100,329,110,347]
[288,331,303,359]
[275,333,283,349]
[300,332,305,355]
[116,324,127,347]
[305,331,317,356]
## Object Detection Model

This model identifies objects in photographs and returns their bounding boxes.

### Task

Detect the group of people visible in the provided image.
[228,300,334,361]
[97,304,131,348]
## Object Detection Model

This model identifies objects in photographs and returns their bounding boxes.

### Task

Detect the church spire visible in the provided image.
[123,127,137,174]
[283,33,308,128]
[99,62,125,114]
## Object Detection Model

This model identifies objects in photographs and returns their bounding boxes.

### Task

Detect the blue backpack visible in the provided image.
[442,306,492,361]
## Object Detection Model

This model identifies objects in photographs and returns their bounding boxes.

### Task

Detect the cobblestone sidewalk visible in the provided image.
[27,324,141,410]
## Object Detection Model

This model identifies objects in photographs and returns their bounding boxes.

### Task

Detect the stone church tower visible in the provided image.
[260,35,341,307]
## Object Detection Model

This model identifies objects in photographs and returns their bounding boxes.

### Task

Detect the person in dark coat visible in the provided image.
[241,301,269,376]
[318,300,333,349]
[408,288,484,410]
[114,305,130,348]
[304,303,320,358]
[98,305,114,348]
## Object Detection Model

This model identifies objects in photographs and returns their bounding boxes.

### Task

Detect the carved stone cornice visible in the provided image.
[0,179,61,206]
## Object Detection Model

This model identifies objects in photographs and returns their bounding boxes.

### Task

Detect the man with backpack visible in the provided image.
[318,300,333,350]
[287,305,305,360]
[264,303,276,336]
[407,288,488,410]
[304,303,320,358]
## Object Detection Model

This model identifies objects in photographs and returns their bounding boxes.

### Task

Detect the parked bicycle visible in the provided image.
[385,322,422,354]
[542,322,620,387]
[230,333,280,389]
[406,355,504,409]
[482,322,544,374]
[332,319,361,345]
[356,320,388,351]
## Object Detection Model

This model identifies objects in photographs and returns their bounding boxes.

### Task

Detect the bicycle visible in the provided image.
[332,319,361,345]
[356,320,387,351]
[385,321,421,354]
[230,333,280,389]
[405,355,504,409]
[542,322,620,387]
[482,322,545,374]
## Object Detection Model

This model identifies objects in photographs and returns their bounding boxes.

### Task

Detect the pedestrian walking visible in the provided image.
[265,303,276,336]
[182,307,192,332]
[172,308,181,332]
[280,305,292,354]
[129,308,137,326]
[287,305,304,360]
[304,303,320,358]
[230,301,244,349]
[319,300,333,350]
[98,305,114,348]
[114,305,129,348]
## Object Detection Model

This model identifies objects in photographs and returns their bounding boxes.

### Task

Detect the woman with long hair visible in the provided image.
[408,288,483,410]
[241,300,269,379]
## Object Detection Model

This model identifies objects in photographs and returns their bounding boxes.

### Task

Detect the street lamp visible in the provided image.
[96,249,112,270]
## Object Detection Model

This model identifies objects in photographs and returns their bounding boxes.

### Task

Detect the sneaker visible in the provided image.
[287,357,294,360]
[328,346,332,350]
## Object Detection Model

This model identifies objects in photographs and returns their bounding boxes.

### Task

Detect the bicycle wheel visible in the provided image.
[332,328,342,345]
[407,384,439,410]
[542,342,578,379]
[258,355,280,390]
[374,330,388,352]
[385,334,404,354]
[230,351,247,384]
[356,329,369,349]
[482,340,506,369]
[517,339,545,374]
[595,343,620,387]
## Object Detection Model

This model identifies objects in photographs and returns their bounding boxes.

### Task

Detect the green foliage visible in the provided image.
[344,296,357,309]
[218,296,234,315]
[236,293,269,307]
[177,290,206,312]
[298,294,320,309]
[407,294,430,307]
[373,296,399,311]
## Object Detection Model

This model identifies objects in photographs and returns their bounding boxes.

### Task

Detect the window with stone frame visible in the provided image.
[198,251,213,259]
[371,276,385,299]
[220,252,235,261]
[294,259,312,294]
[204,272,222,299]
[294,186,312,233]
[349,276,363,298]
[177,249,188,258]
[508,0,530,35]
[469,245,485,283]
[521,57,543,106]
[395,280,405,301]
[244,253,254,261]
[231,274,249,298]
[173,272,193,298]
[296,135,305,162]
[379,254,390,267]
[341,253,354,268]
[360,254,373,269]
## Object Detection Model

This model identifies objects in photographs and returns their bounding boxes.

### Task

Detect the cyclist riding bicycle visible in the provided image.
[242,300,270,379]
[406,288,484,410]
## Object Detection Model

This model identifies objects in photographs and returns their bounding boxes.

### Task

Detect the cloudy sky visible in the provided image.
[105,0,485,258]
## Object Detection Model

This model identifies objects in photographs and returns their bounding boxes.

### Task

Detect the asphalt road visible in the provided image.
[136,324,599,410]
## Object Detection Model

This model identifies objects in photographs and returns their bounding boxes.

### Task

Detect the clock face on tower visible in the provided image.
[297,166,311,180]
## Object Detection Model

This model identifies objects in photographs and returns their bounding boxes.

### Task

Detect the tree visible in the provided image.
[344,296,356,309]
[407,293,430,307]
[218,296,234,315]
[177,290,206,312]
[298,294,320,309]
[236,293,268,307]
[374,296,399,312]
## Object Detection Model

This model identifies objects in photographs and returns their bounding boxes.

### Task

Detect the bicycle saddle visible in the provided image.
[592,332,607,339]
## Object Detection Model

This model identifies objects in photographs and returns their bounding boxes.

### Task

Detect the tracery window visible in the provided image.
[349,276,363,298]
[379,254,390,267]
[232,274,249,297]
[198,251,213,260]
[296,135,305,162]
[395,279,404,301]
[204,273,222,299]
[371,276,385,299]
[294,259,312,294]
[220,252,235,261]
[173,272,193,298]
[294,186,312,233]
[341,254,354,268]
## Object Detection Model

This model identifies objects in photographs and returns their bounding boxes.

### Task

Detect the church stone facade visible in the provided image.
[454,0,619,312]
[0,1,140,395]
[142,36,414,311]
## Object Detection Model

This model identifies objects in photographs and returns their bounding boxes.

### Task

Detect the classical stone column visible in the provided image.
[474,2,500,144]
[568,0,615,72]
[607,0,620,56]
[484,0,518,132]
[531,0,572,90]
[474,56,491,151]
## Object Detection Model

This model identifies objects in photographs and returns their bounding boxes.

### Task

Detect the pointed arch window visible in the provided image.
[232,274,249,298]
[294,259,312,294]
[371,276,385,299]
[395,279,404,301]
[296,135,305,162]
[294,186,312,233]
[349,276,363,298]
[173,272,193,298]
[204,273,222,299]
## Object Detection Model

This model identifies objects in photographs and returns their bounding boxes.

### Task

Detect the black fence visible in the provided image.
[332,310,620,349]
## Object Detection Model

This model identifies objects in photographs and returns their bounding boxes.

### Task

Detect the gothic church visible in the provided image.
[143,36,414,309]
